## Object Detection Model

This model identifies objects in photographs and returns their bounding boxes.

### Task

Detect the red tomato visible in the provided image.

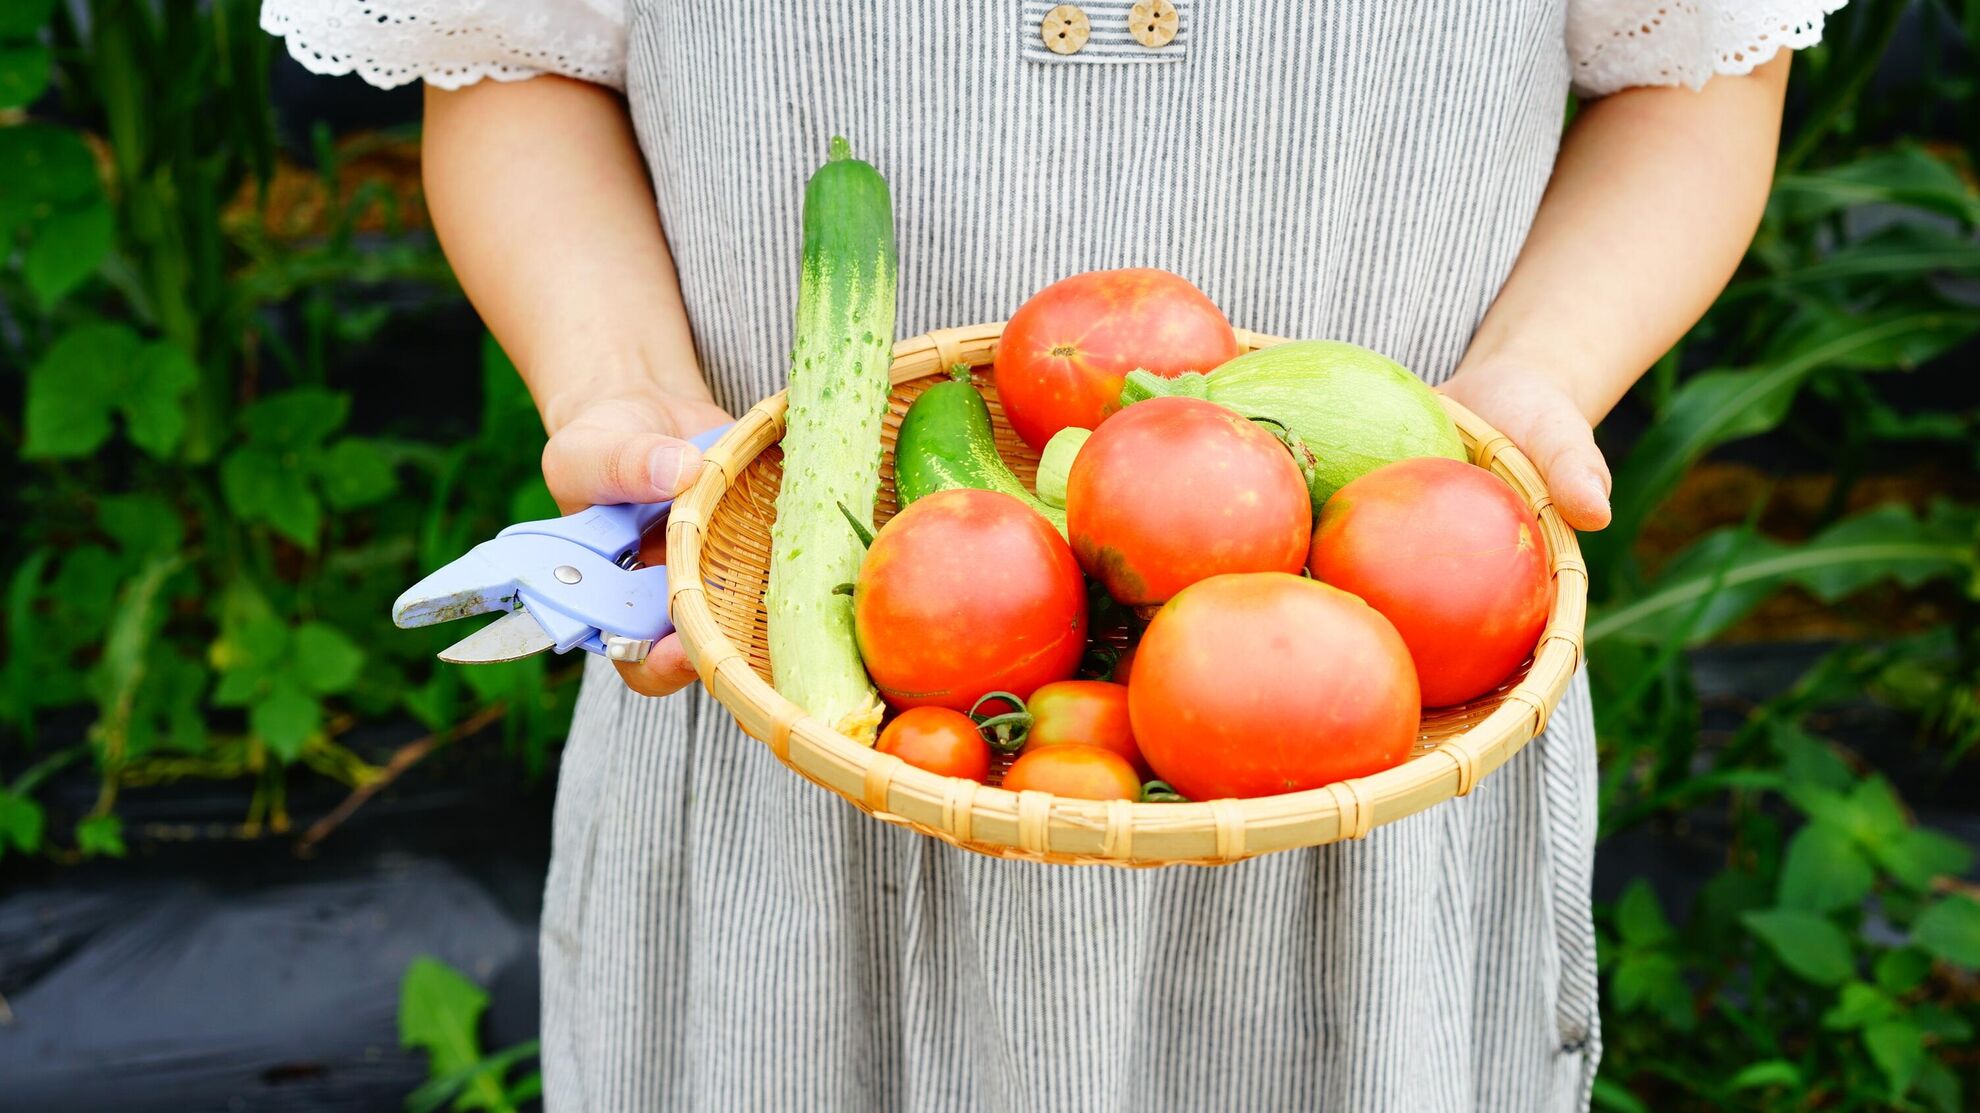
[1067,397,1311,606]
[1001,744,1142,801]
[994,268,1239,449]
[1020,680,1142,772]
[1308,456,1550,707]
[855,489,1087,711]
[877,707,993,782]
[1130,573,1419,800]
[1111,645,1137,685]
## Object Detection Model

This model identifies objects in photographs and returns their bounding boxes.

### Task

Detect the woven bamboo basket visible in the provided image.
[666,322,1587,867]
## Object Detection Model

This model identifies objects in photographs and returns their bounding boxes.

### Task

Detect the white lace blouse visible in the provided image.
[263,1,1848,98]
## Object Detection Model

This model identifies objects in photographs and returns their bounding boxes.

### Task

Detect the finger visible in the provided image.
[1535,432,1613,533]
[542,423,704,512]
[612,633,698,697]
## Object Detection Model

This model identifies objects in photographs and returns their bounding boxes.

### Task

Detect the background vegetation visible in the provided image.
[1,1,1977,1109]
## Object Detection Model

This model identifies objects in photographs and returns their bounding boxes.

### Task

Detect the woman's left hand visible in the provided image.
[1437,359,1613,533]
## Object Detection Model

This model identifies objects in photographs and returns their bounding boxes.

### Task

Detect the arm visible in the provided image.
[424,76,729,696]
[1441,53,1792,531]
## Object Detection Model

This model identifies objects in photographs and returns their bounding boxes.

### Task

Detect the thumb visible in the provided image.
[1525,415,1613,532]
[541,422,704,512]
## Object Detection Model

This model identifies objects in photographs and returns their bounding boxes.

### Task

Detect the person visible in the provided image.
[263,2,1841,1108]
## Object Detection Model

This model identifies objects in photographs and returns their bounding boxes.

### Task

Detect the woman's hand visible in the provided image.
[541,381,734,698]
[1438,359,1612,533]
[1435,55,1790,537]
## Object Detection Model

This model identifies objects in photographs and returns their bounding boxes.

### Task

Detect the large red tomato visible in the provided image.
[855,489,1087,711]
[1130,573,1419,800]
[994,268,1239,449]
[1308,456,1550,707]
[1066,397,1310,606]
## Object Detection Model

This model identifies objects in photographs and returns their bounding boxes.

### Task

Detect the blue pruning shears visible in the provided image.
[392,424,734,665]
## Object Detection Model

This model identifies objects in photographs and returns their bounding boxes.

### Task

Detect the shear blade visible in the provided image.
[438,609,558,664]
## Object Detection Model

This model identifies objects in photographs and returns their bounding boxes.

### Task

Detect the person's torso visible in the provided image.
[622,0,1571,412]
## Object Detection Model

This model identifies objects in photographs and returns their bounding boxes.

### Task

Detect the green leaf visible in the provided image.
[1597,310,1973,560]
[221,447,324,547]
[1615,879,1674,948]
[1611,953,1693,1030]
[251,678,321,762]
[0,42,50,109]
[1912,896,1980,968]
[24,200,112,307]
[1588,505,1975,646]
[317,437,399,509]
[0,788,46,857]
[400,957,512,1113]
[292,622,364,695]
[1726,1059,1801,1092]
[74,814,126,858]
[1912,1002,1974,1042]
[122,341,199,457]
[0,124,100,215]
[21,326,198,459]
[87,554,187,765]
[240,388,351,447]
[95,493,185,557]
[1589,1077,1650,1113]
[1822,981,1897,1031]
[1863,1020,1925,1100]
[1874,948,1932,995]
[0,0,57,37]
[22,322,139,458]
[404,1040,539,1113]
[1914,1057,1964,1113]
[1742,909,1855,985]
[1770,722,1854,792]
[1871,827,1974,891]
[211,668,263,708]
[1777,823,1875,913]
[1772,144,1980,225]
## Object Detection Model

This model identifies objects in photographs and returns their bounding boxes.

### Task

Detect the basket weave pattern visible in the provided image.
[666,324,1587,866]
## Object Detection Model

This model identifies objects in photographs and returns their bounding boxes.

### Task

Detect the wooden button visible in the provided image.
[1127,0,1179,48]
[1042,5,1091,55]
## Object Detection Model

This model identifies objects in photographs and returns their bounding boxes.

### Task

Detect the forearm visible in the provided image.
[1456,54,1791,421]
[422,76,709,432]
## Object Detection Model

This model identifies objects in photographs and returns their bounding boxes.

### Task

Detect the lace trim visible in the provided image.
[260,1,626,92]
[1569,0,1851,98]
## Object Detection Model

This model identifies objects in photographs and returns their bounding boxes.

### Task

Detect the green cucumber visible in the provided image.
[895,379,1067,535]
[765,137,894,745]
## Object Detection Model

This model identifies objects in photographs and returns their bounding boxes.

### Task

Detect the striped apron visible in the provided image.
[540,2,1602,1108]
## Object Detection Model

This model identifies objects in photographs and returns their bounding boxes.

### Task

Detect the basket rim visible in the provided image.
[665,323,1587,866]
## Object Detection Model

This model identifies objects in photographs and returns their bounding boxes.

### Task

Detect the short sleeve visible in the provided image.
[260,1,627,91]
[1566,1,1849,98]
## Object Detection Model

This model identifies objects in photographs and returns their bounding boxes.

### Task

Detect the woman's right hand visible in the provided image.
[540,382,735,697]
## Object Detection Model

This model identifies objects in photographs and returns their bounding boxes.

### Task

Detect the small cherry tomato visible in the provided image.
[876,707,993,782]
[1001,744,1142,801]
[1018,680,1142,773]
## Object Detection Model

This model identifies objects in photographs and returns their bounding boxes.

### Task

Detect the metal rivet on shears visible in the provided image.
[554,565,582,584]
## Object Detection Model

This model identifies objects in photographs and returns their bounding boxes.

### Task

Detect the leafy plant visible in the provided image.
[0,0,571,854]
[399,957,541,1113]
[1587,3,1980,1108]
